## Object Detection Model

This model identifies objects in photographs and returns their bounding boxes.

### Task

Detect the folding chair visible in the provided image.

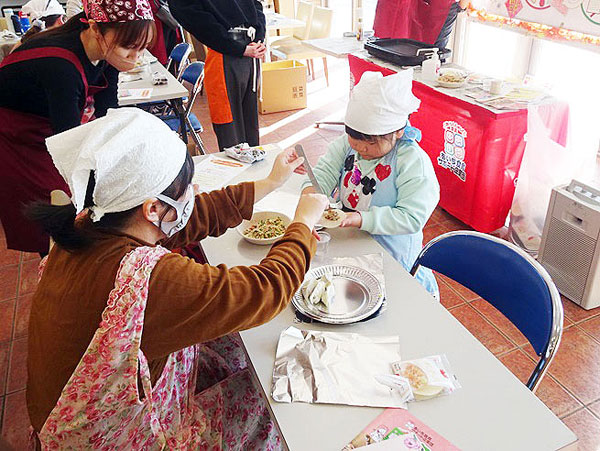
[410,231,563,392]
[160,62,207,155]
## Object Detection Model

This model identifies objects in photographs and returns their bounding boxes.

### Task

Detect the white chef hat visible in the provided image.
[22,0,66,21]
[46,108,187,222]
[345,69,420,136]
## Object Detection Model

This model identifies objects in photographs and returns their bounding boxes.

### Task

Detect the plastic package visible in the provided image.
[387,354,460,401]
[224,143,266,163]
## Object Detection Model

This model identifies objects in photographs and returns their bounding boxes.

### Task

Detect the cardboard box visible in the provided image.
[260,60,307,114]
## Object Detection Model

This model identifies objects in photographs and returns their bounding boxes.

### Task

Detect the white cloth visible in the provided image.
[22,0,66,20]
[345,70,420,136]
[66,0,83,18]
[46,108,187,222]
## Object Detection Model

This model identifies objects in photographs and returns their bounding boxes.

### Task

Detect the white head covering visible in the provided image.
[22,0,66,21]
[46,108,187,222]
[345,69,420,136]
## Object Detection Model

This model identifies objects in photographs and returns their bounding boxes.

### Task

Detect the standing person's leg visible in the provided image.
[241,58,260,147]
[434,2,461,50]
[205,50,242,150]
[212,54,252,150]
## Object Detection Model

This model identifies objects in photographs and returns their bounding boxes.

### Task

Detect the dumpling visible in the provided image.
[309,280,327,305]
[301,278,320,301]
[320,282,335,310]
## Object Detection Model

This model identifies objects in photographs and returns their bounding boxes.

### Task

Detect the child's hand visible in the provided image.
[340,212,362,228]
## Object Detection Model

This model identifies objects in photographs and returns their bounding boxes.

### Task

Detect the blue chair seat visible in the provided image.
[162,112,203,133]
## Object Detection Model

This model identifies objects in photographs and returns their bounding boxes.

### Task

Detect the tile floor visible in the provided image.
[2,57,600,450]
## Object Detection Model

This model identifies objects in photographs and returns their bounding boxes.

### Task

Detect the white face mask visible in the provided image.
[153,184,194,237]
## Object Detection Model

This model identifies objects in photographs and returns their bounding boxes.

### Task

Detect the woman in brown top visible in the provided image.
[27,108,328,449]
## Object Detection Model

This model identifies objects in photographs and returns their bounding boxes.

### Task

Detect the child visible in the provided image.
[302,70,440,297]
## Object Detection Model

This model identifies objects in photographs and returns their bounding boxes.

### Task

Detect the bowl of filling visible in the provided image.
[237,211,291,245]
[436,69,467,88]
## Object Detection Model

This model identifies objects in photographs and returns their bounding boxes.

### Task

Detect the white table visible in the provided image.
[118,51,189,142]
[302,36,364,58]
[265,12,305,31]
[197,150,577,451]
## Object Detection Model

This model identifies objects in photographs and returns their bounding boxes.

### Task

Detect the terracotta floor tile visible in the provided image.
[0,300,15,343]
[546,327,600,405]
[0,396,4,434]
[1,390,30,450]
[589,399,600,419]
[439,217,472,232]
[0,266,18,303]
[429,207,454,225]
[21,252,39,262]
[561,295,600,324]
[0,342,9,396]
[18,259,40,296]
[471,299,529,347]
[450,304,516,355]
[578,315,600,345]
[7,338,27,394]
[438,274,480,302]
[438,278,464,310]
[0,242,20,267]
[422,224,447,246]
[562,408,600,451]
[499,349,582,417]
[13,294,33,340]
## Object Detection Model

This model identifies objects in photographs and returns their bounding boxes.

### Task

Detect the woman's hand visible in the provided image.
[254,149,305,202]
[293,193,329,232]
[340,211,362,228]
[243,42,267,60]
[266,148,305,189]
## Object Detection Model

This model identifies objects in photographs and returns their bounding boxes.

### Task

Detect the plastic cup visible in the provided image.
[315,232,331,262]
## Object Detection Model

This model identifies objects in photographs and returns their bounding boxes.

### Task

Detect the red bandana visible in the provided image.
[83,0,154,22]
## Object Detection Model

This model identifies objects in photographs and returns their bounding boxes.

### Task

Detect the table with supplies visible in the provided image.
[117,51,189,142]
[348,52,570,233]
[195,149,577,451]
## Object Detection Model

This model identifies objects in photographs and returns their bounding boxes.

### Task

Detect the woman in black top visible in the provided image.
[0,0,155,255]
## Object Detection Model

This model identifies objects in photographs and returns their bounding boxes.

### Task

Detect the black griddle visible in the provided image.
[364,38,451,67]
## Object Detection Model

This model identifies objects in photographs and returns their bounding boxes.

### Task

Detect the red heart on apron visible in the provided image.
[343,171,352,188]
[375,164,392,181]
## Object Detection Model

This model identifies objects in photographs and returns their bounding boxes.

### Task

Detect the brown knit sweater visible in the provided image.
[27,182,315,431]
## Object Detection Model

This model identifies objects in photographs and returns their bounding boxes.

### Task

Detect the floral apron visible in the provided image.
[37,246,281,450]
[339,128,439,297]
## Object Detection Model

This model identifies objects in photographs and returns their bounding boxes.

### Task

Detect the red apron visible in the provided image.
[373,0,454,45]
[0,47,107,253]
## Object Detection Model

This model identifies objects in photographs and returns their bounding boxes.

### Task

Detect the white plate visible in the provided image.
[292,264,384,324]
[437,69,467,88]
[317,209,346,228]
[237,211,291,245]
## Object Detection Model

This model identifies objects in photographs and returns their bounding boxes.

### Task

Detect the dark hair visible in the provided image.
[28,11,156,50]
[27,152,195,252]
[20,14,64,44]
[345,116,411,145]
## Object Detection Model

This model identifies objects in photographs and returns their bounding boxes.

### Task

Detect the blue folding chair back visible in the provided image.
[161,61,206,154]
[166,43,192,79]
[410,231,563,391]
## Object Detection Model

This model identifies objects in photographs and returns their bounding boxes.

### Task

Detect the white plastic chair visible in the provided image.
[271,6,333,86]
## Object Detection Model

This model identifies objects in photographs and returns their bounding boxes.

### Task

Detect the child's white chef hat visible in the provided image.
[46,108,187,222]
[345,69,420,136]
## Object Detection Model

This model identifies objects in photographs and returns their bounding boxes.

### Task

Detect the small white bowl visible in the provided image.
[237,211,292,245]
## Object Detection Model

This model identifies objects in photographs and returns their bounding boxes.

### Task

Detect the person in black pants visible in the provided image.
[169,0,266,151]
[434,0,470,50]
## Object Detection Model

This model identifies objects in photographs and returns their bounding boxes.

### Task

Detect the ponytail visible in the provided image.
[26,152,195,253]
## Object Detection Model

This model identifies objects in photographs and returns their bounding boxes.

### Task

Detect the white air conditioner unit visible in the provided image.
[538,180,600,310]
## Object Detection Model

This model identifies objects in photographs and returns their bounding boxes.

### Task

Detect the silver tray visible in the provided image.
[292,265,384,324]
